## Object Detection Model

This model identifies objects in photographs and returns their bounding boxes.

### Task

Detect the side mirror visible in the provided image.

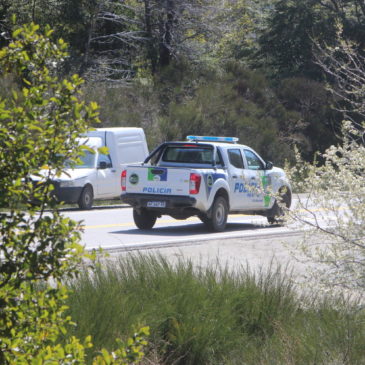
[265,161,273,170]
[98,161,108,169]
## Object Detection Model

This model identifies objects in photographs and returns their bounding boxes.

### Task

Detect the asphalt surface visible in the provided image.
[61,198,312,284]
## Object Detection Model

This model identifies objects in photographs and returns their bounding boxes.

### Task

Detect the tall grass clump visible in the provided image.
[65,254,365,364]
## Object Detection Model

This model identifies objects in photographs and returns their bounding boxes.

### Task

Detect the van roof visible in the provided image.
[77,136,103,149]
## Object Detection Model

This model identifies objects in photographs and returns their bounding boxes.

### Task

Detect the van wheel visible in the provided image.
[267,189,290,225]
[78,185,93,209]
[206,196,228,232]
[133,208,157,230]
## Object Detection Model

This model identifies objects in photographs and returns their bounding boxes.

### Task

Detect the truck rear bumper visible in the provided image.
[121,193,196,210]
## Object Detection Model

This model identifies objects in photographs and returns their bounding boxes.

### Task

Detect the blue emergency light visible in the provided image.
[186,135,239,143]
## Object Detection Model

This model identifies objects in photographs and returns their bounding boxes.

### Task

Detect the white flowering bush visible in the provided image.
[283,23,365,293]
[287,121,365,291]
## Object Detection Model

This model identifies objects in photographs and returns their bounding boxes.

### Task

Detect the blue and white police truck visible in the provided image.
[121,136,292,231]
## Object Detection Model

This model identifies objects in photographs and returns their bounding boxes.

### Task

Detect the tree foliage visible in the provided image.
[257,0,337,80]
[1,0,362,164]
[287,27,365,292]
[158,62,305,163]
[315,26,365,122]
[0,22,148,363]
[288,122,365,291]
[276,77,339,159]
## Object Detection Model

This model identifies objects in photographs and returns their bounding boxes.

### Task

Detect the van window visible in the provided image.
[244,149,264,170]
[228,149,244,169]
[65,150,96,169]
[98,153,113,168]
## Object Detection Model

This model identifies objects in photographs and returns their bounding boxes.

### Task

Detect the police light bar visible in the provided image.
[186,135,239,143]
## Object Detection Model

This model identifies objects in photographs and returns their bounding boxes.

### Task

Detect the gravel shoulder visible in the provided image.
[114,233,311,285]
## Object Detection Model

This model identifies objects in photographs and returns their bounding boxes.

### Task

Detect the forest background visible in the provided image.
[1,2,365,363]
[1,0,363,164]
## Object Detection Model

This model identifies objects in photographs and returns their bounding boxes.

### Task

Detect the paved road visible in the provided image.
[62,200,306,252]
[64,206,307,281]
[59,193,347,289]
[61,195,319,282]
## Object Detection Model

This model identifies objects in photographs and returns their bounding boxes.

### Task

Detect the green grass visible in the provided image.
[65,254,365,364]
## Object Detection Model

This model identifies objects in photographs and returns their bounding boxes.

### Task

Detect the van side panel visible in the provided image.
[82,127,149,201]
[87,127,148,168]
[114,130,148,164]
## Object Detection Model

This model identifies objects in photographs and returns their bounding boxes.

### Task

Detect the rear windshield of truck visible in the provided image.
[161,146,214,164]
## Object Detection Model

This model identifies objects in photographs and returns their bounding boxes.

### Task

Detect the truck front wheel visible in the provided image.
[206,196,228,232]
[78,185,93,210]
[133,208,157,230]
[267,188,291,225]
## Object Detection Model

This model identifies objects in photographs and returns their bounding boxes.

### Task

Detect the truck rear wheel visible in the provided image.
[78,185,93,210]
[206,196,228,232]
[133,208,157,230]
[198,213,210,225]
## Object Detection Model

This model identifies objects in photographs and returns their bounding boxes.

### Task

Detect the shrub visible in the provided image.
[0,22,147,364]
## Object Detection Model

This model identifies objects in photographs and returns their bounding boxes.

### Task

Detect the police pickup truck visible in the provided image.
[121,136,292,232]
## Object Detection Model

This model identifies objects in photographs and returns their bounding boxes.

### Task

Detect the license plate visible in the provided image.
[147,201,166,208]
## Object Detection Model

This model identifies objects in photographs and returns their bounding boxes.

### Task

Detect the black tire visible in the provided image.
[267,215,278,225]
[133,208,157,230]
[267,189,291,225]
[205,196,228,232]
[198,213,210,225]
[78,185,94,209]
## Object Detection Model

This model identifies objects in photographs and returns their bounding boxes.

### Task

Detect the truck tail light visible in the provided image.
[121,170,127,191]
[189,173,201,194]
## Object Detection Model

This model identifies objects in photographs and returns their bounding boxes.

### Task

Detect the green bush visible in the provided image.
[0,22,147,364]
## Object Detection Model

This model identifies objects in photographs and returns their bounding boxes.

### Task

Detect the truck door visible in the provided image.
[242,149,270,209]
[96,153,119,197]
[227,148,253,210]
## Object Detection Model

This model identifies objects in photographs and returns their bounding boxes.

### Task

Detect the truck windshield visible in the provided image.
[162,146,213,164]
[65,150,96,169]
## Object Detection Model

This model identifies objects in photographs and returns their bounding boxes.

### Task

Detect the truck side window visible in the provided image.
[150,154,158,165]
[98,153,113,168]
[228,149,244,169]
[215,149,224,167]
[244,150,264,170]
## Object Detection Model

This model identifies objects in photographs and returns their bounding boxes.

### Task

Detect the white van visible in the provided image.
[52,127,148,209]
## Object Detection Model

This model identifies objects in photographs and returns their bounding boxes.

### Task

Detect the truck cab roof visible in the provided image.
[145,138,254,167]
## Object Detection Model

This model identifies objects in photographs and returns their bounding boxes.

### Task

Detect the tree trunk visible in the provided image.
[159,0,174,68]
[144,0,157,74]
[79,9,96,75]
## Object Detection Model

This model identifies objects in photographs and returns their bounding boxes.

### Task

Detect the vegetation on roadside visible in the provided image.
[66,254,365,365]
[0,22,147,364]
[285,26,365,293]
